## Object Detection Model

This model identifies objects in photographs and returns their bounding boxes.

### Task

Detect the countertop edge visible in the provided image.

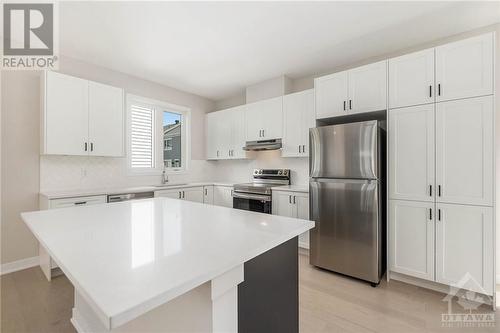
[40,182,238,200]
[110,221,314,329]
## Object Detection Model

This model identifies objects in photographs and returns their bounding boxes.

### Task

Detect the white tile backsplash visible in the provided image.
[40,155,217,192]
[40,150,308,192]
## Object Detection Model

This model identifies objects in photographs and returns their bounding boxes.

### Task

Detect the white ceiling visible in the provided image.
[60,1,500,101]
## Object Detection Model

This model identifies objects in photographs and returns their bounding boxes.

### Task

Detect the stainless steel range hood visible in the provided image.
[243,139,282,151]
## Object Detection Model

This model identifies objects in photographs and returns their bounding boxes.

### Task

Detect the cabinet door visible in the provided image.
[217,109,232,159]
[389,104,435,202]
[389,200,434,281]
[214,186,233,208]
[203,186,214,205]
[314,71,348,119]
[299,90,315,157]
[435,203,493,295]
[183,187,204,203]
[263,97,283,140]
[229,106,246,159]
[88,82,124,157]
[389,48,435,108]
[348,60,387,114]
[435,96,493,206]
[283,90,314,157]
[282,92,304,157]
[436,33,493,102]
[49,195,107,209]
[44,71,89,155]
[155,189,182,199]
[295,193,310,249]
[272,192,296,217]
[206,112,219,160]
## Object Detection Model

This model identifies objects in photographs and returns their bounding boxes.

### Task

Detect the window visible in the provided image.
[130,103,155,169]
[128,95,189,174]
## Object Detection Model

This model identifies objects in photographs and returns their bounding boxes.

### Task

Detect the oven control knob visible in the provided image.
[254,170,258,175]
[259,170,263,174]
[284,170,288,176]
[278,170,282,175]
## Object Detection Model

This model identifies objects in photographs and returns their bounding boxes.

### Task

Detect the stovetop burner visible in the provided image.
[233,169,291,195]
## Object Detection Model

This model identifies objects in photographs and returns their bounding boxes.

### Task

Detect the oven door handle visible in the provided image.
[232,192,271,202]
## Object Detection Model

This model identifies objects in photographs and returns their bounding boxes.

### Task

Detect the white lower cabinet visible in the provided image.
[39,194,107,281]
[213,186,233,208]
[389,200,434,281]
[203,186,214,205]
[272,190,309,249]
[435,203,493,295]
[390,200,494,296]
[155,187,204,203]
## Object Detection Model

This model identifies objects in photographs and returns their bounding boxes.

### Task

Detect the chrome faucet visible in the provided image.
[161,169,169,184]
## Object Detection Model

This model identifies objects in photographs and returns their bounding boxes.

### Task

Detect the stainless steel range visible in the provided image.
[233,169,291,214]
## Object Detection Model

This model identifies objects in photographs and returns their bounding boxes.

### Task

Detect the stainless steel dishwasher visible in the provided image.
[107,191,154,203]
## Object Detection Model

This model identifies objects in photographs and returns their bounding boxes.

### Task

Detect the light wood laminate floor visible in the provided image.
[1,253,498,332]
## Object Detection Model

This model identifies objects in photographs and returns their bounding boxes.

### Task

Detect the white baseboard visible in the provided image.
[0,256,39,276]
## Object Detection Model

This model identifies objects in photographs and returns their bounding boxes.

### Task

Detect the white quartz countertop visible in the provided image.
[40,182,237,199]
[22,198,314,329]
[271,185,309,193]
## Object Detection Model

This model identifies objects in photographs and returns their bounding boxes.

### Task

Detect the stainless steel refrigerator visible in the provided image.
[309,120,385,286]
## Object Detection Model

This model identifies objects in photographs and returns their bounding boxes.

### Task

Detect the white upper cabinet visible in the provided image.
[206,105,246,160]
[245,96,283,141]
[228,106,246,159]
[88,81,124,157]
[435,203,493,295]
[314,61,387,119]
[435,33,493,102]
[282,89,314,157]
[348,61,387,114]
[314,71,348,119]
[435,96,493,206]
[42,71,124,157]
[389,200,435,281]
[206,112,220,160]
[389,104,435,202]
[43,71,89,155]
[389,49,435,109]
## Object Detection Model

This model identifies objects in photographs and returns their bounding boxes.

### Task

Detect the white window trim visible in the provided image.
[127,94,191,175]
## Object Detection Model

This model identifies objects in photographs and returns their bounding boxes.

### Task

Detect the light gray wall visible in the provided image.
[1,57,216,265]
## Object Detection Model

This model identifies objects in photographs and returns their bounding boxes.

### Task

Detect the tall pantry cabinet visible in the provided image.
[388,32,495,296]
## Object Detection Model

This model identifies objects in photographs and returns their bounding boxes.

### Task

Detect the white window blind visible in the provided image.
[130,104,155,168]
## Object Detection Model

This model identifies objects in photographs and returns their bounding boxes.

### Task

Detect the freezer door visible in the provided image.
[309,178,381,283]
[310,121,378,179]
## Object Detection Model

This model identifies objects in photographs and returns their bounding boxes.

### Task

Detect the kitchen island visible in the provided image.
[22,197,314,333]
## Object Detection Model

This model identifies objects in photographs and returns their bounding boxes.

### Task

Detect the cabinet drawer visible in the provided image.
[49,195,107,209]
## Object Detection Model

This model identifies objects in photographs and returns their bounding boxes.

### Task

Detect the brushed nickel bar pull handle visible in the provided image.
[438,209,441,221]
[438,185,441,197]
[429,85,432,98]
[343,101,346,111]
[84,142,88,151]
[429,185,432,196]
[349,100,352,110]
[289,195,292,204]
[429,208,432,220]
[293,196,296,204]
[438,84,441,96]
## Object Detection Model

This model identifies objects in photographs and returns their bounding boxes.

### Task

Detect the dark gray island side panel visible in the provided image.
[238,237,299,333]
